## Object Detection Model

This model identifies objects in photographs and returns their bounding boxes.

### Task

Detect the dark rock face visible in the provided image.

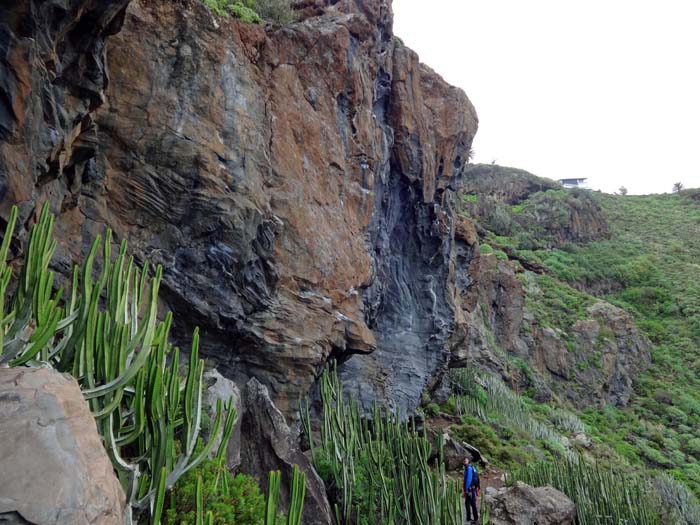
[0,0,129,216]
[338,45,477,415]
[0,0,478,416]
[238,378,333,525]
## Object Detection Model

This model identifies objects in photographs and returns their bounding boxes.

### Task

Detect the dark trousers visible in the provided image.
[465,489,478,522]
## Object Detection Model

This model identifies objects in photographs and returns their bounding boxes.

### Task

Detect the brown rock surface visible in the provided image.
[0,0,478,415]
[0,368,125,525]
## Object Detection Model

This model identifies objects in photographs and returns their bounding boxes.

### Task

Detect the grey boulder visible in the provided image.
[484,481,576,525]
[0,368,125,525]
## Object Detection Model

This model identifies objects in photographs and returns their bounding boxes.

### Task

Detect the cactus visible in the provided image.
[509,455,661,525]
[287,465,306,525]
[302,364,464,524]
[0,204,64,366]
[449,369,573,454]
[265,471,281,525]
[263,466,306,525]
[0,204,236,524]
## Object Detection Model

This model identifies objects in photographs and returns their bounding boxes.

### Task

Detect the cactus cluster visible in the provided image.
[265,466,306,525]
[509,455,661,525]
[302,365,464,525]
[0,204,236,524]
[1,203,311,524]
[448,368,574,454]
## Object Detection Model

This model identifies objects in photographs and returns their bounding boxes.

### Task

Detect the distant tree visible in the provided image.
[618,186,628,195]
[673,182,684,194]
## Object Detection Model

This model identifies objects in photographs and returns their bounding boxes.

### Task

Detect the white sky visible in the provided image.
[393,0,700,195]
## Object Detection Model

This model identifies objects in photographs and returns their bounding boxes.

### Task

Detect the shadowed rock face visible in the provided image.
[0,0,129,212]
[338,43,477,415]
[0,0,478,415]
[238,378,333,525]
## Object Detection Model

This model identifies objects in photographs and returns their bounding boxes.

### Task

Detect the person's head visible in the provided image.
[463,457,471,466]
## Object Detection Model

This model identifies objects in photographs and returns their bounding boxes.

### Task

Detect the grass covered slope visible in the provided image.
[517,189,700,491]
[449,166,700,521]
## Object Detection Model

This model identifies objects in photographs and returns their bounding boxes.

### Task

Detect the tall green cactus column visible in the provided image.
[0,203,236,524]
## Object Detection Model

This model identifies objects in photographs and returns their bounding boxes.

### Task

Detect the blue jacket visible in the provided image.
[464,465,474,492]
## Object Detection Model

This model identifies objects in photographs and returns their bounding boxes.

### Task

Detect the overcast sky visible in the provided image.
[393,0,700,195]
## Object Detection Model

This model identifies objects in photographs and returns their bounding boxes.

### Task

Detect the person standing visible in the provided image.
[462,456,480,523]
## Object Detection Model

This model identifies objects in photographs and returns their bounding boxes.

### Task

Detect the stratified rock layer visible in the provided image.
[0,368,125,525]
[0,0,478,415]
[0,0,129,212]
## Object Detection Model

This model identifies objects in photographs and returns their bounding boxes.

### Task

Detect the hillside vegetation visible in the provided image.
[442,165,700,522]
[519,189,700,490]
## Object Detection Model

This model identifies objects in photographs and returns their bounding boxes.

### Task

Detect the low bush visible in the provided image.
[255,0,295,24]
[203,0,294,23]
[204,0,261,21]
[165,459,265,525]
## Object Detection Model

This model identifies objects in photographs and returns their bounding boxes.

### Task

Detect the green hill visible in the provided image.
[435,165,700,521]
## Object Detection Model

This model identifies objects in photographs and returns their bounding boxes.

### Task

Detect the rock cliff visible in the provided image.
[0,0,477,416]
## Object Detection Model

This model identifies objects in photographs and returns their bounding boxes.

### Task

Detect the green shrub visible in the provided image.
[424,402,440,417]
[441,396,457,415]
[494,249,509,261]
[253,0,294,23]
[203,0,262,22]
[685,438,700,458]
[165,459,265,525]
[229,2,262,22]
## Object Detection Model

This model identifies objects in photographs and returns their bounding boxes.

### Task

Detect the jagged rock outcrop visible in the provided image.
[0,0,130,213]
[238,378,333,525]
[461,164,609,248]
[204,368,243,465]
[527,301,652,407]
[484,481,576,525]
[0,0,478,416]
[0,368,125,525]
[450,220,650,407]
